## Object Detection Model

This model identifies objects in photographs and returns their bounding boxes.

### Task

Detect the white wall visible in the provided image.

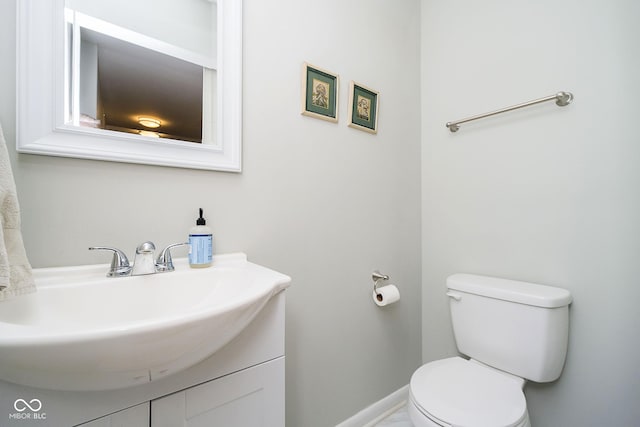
[421,0,640,425]
[0,0,421,426]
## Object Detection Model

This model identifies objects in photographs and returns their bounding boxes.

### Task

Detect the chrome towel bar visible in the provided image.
[446,91,574,132]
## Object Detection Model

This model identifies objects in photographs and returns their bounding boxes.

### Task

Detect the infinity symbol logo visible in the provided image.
[13,398,42,412]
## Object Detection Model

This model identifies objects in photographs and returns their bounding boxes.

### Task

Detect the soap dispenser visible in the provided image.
[189,208,213,268]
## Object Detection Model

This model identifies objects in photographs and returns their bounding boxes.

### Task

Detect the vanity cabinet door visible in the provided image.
[151,357,284,427]
[77,403,150,427]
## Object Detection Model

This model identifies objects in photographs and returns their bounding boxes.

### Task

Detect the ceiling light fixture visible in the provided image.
[138,117,161,128]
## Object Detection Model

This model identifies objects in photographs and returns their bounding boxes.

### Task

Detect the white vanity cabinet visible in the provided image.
[151,358,284,426]
[79,357,284,427]
[1,292,286,427]
[77,404,150,427]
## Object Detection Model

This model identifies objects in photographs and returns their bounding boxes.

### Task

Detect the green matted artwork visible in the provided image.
[301,63,339,122]
[348,81,379,134]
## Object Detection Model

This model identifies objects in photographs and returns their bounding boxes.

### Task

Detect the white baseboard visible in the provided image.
[335,385,409,427]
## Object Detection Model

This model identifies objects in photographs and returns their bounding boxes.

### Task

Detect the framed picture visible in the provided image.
[348,81,379,134]
[301,63,339,122]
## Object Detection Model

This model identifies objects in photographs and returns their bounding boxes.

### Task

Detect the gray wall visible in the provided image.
[0,0,422,426]
[421,0,640,425]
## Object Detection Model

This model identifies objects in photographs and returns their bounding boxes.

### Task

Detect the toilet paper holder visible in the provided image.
[372,271,389,296]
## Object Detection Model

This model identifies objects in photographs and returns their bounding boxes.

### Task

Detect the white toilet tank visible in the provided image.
[446,274,572,383]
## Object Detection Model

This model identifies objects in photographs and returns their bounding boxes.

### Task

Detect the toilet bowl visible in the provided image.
[408,357,530,427]
[408,274,571,427]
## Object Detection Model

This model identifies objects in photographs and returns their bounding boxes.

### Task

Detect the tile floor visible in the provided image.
[374,403,414,427]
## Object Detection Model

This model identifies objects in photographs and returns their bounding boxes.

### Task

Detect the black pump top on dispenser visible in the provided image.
[196,208,206,226]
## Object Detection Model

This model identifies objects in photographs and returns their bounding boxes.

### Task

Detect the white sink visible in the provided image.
[0,253,290,391]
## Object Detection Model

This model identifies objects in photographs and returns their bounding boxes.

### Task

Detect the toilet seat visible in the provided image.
[409,357,529,427]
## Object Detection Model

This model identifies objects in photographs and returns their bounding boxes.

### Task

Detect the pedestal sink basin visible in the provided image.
[0,253,290,391]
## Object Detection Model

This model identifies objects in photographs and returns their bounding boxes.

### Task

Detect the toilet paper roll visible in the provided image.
[373,284,400,307]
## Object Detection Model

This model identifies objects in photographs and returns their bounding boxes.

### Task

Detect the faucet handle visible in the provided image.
[88,246,132,277]
[156,242,190,272]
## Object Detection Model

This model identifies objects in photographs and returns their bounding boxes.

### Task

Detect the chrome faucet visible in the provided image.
[131,241,157,276]
[89,241,189,277]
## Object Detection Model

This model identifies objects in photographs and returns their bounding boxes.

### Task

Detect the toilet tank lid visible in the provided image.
[447,274,572,308]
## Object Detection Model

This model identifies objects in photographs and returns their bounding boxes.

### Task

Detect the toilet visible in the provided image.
[409,274,572,427]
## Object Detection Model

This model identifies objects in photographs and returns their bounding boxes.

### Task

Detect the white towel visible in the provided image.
[0,123,35,300]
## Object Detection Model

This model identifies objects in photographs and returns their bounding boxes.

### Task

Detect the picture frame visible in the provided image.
[301,63,339,122]
[348,81,379,134]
